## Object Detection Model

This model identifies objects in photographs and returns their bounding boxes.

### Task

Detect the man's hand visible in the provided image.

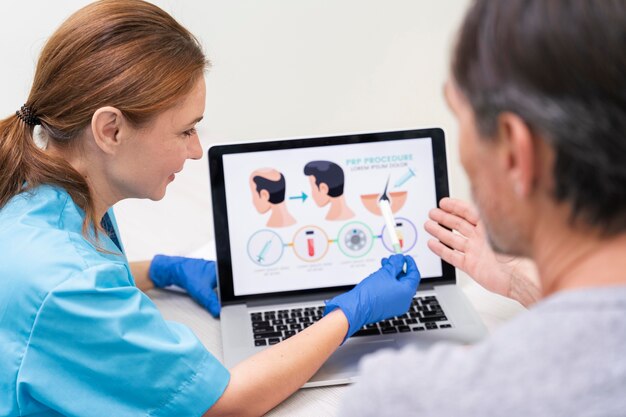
[424,197,541,307]
[149,255,221,317]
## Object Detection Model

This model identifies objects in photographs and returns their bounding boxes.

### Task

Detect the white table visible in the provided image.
[149,273,526,417]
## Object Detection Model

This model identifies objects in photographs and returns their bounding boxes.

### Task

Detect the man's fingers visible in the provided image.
[428,207,476,238]
[438,197,480,226]
[427,238,466,270]
[424,220,469,253]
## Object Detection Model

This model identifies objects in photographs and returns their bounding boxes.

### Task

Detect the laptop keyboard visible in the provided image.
[250,295,453,346]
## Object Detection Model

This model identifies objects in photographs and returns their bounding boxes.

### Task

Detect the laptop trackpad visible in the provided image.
[306,338,398,387]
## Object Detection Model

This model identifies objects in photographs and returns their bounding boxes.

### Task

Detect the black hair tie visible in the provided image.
[15,104,41,126]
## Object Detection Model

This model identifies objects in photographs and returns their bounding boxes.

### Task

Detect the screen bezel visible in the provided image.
[208,128,455,305]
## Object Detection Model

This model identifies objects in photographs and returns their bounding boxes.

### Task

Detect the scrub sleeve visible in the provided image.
[16,262,230,417]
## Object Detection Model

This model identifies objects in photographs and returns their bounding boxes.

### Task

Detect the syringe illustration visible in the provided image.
[394,168,416,188]
[256,239,273,263]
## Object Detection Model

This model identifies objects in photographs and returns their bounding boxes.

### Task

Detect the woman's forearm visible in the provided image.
[204,309,349,417]
[129,260,155,292]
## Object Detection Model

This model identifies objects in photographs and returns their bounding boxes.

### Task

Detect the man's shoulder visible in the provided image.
[340,288,626,416]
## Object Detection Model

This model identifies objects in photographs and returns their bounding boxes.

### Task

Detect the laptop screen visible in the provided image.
[209,128,454,301]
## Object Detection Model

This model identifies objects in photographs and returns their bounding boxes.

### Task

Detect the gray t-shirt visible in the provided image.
[339,286,626,417]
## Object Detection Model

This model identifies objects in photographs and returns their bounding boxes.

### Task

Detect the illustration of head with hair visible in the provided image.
[249,168,296,228]
[304,160,355,221]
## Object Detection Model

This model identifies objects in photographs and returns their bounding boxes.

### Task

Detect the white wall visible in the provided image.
[0,1,471,261]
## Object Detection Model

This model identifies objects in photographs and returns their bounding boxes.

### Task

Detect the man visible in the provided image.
[249,168,296,228]
[304,160,355,221]
[339,0,626,415]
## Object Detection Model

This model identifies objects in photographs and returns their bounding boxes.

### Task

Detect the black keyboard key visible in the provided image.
[255,339,267,346]
[299,317,311,323]
[284,330,296,338]
[254,331,282,339]
[289,323,302,330]
[406,318,418,324]
[440,324,452,328]
[271,319,284,326]
[413,326,425,331]
[398,326,411,332]
[353,328,381,337]
[276,324,288,331]
[285,318,296,324]
[420,315,447,323]
[392,319,404,326]
[381,328,398,334]
[425,322,438,330]
[252,327,274,334]
[268,338,280,345]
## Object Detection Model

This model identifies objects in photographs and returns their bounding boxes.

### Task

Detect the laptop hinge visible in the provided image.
[244,290,344,308]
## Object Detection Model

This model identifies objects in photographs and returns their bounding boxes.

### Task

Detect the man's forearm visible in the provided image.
[507,258,542,307]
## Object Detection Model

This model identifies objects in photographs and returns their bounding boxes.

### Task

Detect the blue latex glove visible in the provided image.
[149,255,221,317]
[324,254,420,340]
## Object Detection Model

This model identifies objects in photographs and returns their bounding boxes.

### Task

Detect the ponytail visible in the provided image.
[0,113,95,236]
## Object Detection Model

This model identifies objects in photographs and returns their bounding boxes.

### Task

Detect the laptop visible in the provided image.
[208,128,486,387]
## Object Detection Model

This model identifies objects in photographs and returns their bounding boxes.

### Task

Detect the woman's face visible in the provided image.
[114,76,206,201]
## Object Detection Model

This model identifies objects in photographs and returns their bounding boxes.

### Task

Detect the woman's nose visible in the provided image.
[188,134,203,160]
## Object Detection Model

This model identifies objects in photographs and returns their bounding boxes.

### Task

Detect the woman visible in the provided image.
[0,1,420,416]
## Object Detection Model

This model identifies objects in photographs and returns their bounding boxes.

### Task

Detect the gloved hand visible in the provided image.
[324,254,420,340]
[149,255,221,317]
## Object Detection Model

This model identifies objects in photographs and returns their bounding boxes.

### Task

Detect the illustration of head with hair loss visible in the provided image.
[249,168,296,228]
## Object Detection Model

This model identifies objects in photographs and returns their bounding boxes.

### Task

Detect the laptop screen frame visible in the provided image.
[208,128,455,305]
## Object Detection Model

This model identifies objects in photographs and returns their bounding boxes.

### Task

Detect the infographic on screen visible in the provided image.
[223,137,442,296]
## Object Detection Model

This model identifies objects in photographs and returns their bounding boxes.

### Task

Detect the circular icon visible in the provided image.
[380,217,418,253]
[337,221,374,258]
[292,225,330,262]
[345,229,367,251]
[247,229,285,266]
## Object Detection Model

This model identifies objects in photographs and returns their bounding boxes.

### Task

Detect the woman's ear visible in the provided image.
[91,107,124,155]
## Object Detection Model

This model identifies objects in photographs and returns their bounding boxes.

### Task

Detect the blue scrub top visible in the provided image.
[0,185,229,417]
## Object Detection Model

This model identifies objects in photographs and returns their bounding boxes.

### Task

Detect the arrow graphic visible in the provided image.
[289,192,308,202]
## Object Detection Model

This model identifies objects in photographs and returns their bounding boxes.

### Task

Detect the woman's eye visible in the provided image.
[183,128,197,137]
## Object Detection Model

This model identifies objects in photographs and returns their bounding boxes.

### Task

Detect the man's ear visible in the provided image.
[496,112,537,198]
[319,182,329,196]
[259,189,270,202]
[91,107,125,155]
